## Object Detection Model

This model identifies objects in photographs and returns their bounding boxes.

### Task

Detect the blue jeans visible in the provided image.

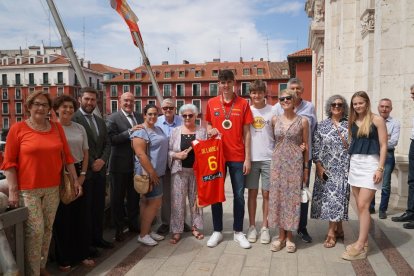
[407,140,414,215]
[370,150,395,212]
[211,162,245,232]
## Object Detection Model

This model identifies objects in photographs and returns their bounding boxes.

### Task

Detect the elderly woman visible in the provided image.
[168,104,207,244]
[310,95,350,248]
[132,104,168,246]
[268,89,309,253]
[52,95,94,270]
[342,91,387,260]
[1,90,81,275]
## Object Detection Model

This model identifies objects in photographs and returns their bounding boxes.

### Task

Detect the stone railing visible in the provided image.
[391,154,410,210]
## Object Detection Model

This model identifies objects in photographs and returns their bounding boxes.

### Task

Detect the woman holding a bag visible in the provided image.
[310,95,350,248]
[52,95,95,270]
[131,104,168,246]
[1,90,81,275]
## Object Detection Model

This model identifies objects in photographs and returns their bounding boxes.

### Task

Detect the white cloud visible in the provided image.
[265,2,304,15]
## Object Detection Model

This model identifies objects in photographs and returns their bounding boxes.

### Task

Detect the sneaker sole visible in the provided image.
[234,239,251,249]
[248,238,257,243]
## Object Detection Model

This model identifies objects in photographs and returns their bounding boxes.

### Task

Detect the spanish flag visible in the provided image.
[110,0,144,46]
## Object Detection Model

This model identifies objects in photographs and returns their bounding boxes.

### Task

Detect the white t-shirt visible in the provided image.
[250,104,275,161]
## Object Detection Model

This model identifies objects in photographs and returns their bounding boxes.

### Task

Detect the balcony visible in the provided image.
[39,78,50,86]
[1,80,8,87]
[26,79,36,86]
[11,80,22,86]
[54,78,65,85]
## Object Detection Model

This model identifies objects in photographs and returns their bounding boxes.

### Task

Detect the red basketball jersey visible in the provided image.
[192,136,226,207]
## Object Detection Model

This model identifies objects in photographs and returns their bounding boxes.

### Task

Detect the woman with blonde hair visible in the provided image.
[342,91,387,260]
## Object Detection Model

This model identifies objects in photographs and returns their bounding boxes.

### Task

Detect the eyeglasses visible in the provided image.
[182,114,194,119]
[279,96,293,102]
[162,106,175,111]
[146,112,158,117]
[32,102,49,109]
[331,103,343,108]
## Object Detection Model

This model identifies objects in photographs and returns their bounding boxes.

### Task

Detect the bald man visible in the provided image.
[107,92,143,242]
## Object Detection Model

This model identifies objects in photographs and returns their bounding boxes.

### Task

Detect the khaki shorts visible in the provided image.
[245,160,270,191]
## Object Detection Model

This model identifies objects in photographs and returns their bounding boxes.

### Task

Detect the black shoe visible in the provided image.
[403,221,414,229]
[115,230,125,242]
[183,223,192,232]
[93,239,114,249]
[379,211,387,219]
[297,229,312,243]
[157,224,169,235]
[369,207,375,214]
[391,212,414,222]
[89,246,101,258]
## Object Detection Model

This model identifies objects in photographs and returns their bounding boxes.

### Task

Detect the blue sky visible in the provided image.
[0,0,310,69]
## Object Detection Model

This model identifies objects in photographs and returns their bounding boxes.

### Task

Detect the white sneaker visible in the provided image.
[207,231,223,247]
[150,231,165,241]
[260,227,271,244]
[137,234,158,246]
[247,226,257,243]
[234,232,251,249]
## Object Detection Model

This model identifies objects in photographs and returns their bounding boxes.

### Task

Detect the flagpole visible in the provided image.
[131,32,164,104]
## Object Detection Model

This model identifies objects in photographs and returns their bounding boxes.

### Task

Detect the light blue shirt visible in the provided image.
[385,116,400,150]
[155,115,182,138]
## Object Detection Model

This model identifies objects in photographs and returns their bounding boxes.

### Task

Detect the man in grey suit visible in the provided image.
[72,87,113,250]
[107,92,143,242]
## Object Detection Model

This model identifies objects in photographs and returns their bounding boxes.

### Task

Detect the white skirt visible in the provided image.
[348,154,382,190]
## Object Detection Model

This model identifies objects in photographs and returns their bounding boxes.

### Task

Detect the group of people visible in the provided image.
[2,69,414,275]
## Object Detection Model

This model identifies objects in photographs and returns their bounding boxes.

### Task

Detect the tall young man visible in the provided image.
[246,80,274,244]
[205,70,253,249]
[272,78,317,243]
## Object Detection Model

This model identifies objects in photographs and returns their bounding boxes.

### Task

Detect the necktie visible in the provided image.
[86,114,98,140]
[127,114,137,127]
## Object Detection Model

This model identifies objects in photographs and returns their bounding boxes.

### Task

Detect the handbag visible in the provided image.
[55,122,77,204]
[133,128,152,194]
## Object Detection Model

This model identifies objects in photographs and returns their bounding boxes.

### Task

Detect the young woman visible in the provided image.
[342,91,387,260]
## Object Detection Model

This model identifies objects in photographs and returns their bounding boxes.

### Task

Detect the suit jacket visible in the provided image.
[106,110,143,173]
[72,110,111,177]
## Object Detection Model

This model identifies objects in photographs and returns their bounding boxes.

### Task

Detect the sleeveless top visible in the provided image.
[348,122,380,155]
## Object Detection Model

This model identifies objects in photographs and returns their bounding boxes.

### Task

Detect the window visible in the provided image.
[97,79,101,90]
[29,73,35,85]
[176,100,185,114]
[134,100,142,114]
[1,74,7,86]
[192,83,201,96]
[15,88,21,100]
[282,69,288,75]
[43,56,49,63]
[279,83,287,92]
[2,103,9,114]
[29,87,35,94]
[2,89,8,100]
[192,99,201,113]
[43,87,49,93]
[15,58,21,65]
[16,117,22,122]
[135,73,142,79]
[57,72,63,84]
[74,74,79,86]
[195,70,201,78]
[163,84,171,97]
[164,71,171,79]
[111,85,117,97]
[124,73,130,80]
[110,100,118,113]
[123,85,130,93]
[241,82,250,96]
[29,57,35,64]
[176,84,185,97]
[257,68,264,75]
[243,68,250,76]
[148,85,155,97]
[212,70,219,77]
[148,100,156,106]
[43,73,49,84]
[195,119,201,126]
[209,83,218,96]
[15,102,22,114]
[178,71,185,78]
[57,86,64,96]
[2,117,9,129]
[89,77,93,87]
[134,85,142,97]
[15,74,21,85]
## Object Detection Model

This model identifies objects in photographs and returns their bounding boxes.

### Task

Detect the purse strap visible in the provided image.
[333,121,349,150]
[53,121,67,166]
[131,127,151,175]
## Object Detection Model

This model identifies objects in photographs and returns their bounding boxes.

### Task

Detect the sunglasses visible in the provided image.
[331,103,343,108]
[162,106,175,111]
[182,114,194,119]
[279,96,293,102]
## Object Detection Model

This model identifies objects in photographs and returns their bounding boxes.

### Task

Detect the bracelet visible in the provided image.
[80,172,86,175]
[377,167,384,172]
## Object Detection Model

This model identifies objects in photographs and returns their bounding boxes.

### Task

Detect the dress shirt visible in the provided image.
[411,116,414,140]
[79,107,99,136]
[384,116,400,149]
[155,114,182,138]
[121,109,137,127]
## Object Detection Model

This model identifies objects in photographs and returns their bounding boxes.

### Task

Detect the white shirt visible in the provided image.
[250,104,275,161]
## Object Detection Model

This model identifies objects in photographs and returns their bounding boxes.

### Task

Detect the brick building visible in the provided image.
[287,48,312,102]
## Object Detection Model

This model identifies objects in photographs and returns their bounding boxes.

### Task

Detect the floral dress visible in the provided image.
[269,116,304,231]
[310,119,350,221]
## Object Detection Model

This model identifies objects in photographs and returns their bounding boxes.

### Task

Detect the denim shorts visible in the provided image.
[245,160,270,191]
[144,177,163,199]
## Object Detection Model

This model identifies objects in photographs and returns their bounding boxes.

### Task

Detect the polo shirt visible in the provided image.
[205,95,253,162]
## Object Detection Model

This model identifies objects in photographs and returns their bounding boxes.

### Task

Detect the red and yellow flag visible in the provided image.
[110,0,144,46]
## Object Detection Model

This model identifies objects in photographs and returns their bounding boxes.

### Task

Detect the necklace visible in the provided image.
[220,95,236,130]
[27,118,50,132]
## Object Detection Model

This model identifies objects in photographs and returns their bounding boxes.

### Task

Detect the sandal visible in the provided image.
[346,242,368,252]
[192,227,204,240]
[270,238,286,252]
[286,240,296,253]
[341,245,367,261]
[82,258,96,267]
[323,235,337,248]
[169,233,181,244]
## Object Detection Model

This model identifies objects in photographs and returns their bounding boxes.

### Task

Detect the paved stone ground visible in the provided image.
[47,174,414,276]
